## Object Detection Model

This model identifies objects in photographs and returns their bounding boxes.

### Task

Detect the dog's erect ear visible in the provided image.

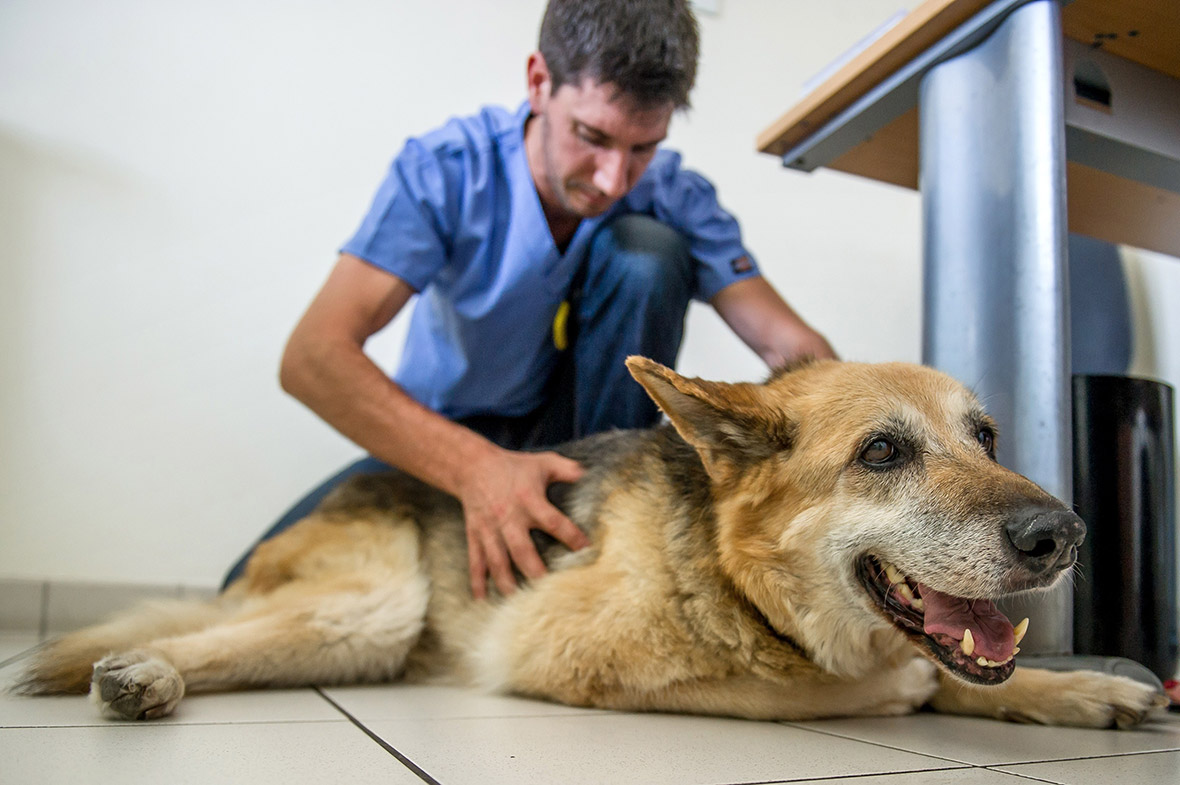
[626,356,791,477]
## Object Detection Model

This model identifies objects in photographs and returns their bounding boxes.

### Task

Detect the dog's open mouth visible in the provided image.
[856,555,1027,684]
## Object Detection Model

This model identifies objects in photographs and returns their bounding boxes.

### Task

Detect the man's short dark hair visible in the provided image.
[538,0,700,109]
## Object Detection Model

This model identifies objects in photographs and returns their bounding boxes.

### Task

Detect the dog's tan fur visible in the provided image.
[16,359,1165,727]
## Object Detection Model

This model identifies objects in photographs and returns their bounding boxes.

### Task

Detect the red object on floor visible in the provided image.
[1165,679,1180,706]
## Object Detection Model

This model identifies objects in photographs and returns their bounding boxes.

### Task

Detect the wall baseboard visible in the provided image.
[0,579,218,639]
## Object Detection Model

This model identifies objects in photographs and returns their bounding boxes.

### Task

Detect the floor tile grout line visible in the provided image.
[0,654,28,671]
[782,720,1180,768]
[979,767,1068,785]
[314,690,629,722]
[0,718,360,731]
[0,641,47,672]
[716,764,984,785]
[314,686,442,785]
[983,747,1180,768]
[779,722,974,768]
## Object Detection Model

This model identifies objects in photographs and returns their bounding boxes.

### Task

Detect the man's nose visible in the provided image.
[592,150,630,199]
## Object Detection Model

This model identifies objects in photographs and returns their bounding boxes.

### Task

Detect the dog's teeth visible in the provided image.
[961,628,975,656]
[911,597,924,612]
[884,563,906,584]
[977,656,988,667]
[1013,647,1020,656]
[897,584,915,603]
[1013,617,1029,646]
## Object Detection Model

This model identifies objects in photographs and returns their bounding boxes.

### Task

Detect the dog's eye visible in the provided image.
[860,438,898,466]
[976,427,995,456]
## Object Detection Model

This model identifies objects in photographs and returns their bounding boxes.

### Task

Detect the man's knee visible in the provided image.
[587,214,693,302]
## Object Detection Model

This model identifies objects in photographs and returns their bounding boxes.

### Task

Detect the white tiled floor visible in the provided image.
[2,631,1178,785]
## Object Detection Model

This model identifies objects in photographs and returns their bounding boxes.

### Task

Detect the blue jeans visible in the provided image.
[221,214,692,588]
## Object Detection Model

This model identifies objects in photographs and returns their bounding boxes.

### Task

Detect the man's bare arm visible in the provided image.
[710,276,837,367]
[280,253,589,598]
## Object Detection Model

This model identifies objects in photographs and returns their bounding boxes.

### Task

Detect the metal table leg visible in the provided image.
[919,0,1072,655]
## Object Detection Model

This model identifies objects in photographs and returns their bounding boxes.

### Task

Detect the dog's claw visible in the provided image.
[1112,707,1147,729]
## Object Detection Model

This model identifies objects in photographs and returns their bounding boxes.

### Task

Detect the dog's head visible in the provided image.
[627,356,1084,686]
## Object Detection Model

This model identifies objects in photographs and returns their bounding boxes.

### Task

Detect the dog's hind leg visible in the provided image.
[91,575,429,719]
[14,598,232,696]
[90,518,431,720]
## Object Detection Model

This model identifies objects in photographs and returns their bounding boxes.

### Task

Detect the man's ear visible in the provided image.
[625,356,791,478]
[526,52,552,112]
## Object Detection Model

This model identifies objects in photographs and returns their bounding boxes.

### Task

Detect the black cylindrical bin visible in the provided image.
[1072,375,1178,680]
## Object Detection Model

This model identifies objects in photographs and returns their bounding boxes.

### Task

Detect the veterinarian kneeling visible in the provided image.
[221,0,835,599]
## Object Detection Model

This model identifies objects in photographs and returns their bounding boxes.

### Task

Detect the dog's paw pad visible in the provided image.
[90,651,184,720]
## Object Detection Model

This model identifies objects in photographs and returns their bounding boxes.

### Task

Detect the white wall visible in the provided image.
[1,0,1173,587]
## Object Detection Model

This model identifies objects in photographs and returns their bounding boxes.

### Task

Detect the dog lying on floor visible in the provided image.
[16,358,1166,726]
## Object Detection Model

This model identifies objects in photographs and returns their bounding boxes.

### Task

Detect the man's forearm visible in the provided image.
[711,277,836,366]
[279,334,497,499]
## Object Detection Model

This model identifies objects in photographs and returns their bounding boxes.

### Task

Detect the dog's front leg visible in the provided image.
[928,666,1167,728]
[590,659,940,722]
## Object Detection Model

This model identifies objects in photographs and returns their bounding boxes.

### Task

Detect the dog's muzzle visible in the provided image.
[1004,507,1086,576]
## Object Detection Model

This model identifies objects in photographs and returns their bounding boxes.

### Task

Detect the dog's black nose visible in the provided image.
[1005,508,1086,573]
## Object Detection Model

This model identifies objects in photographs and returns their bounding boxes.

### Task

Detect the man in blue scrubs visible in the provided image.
[225,0,836,598]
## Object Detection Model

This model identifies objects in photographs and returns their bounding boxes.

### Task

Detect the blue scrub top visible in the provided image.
[342,101,759,419]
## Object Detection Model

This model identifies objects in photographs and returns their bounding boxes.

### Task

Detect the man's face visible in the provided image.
[526,56,673,220]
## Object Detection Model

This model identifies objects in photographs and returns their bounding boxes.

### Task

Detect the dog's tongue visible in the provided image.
[917,584,1015,661]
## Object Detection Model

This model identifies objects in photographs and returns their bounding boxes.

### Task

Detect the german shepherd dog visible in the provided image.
[16,358,1166,727]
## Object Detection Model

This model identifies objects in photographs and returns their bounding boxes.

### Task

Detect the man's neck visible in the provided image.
[543,209,581,253]
[524,113,581,252]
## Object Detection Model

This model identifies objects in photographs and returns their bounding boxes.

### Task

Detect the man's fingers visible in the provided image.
[467,531,488,600]
[480,529,518,597]
[503,526,548,581]
[548,455,585,484]
[460,449,588,599]
[529,499,590,551]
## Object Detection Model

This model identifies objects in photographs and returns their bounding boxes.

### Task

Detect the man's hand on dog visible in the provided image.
[459,448,589,599]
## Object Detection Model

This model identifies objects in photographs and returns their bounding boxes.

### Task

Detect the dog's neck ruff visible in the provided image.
[748,601,808,658]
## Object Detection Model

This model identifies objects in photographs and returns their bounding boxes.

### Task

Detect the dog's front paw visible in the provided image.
[1024,665,1170,727]
[90,650,185,720]
[1002,669,1167,729]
